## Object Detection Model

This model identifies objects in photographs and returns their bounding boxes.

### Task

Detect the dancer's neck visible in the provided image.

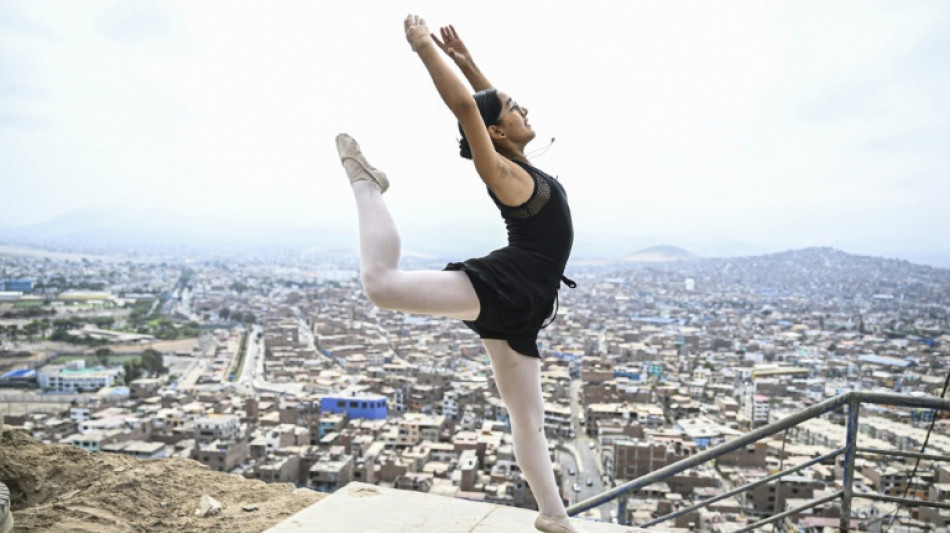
[503,151,530,166]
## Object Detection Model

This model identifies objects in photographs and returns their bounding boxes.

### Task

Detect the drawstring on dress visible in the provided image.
[541,275,577,329]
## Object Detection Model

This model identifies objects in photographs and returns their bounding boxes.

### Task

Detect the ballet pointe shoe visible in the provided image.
[335,133,389,193]
[534,514,579,533]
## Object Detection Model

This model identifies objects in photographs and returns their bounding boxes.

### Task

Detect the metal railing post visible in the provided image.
[840,394,860,532]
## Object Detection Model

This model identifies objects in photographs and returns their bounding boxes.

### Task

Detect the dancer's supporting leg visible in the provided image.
[482,338,576,532]
[339,135,480,320]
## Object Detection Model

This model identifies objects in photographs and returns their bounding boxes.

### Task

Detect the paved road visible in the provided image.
[238,325,261,381]
[177,334,216,390]
[232,321,304,396]
[567,379,616,522]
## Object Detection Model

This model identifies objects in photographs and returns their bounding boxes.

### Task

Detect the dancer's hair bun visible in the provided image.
[456,88,501,160]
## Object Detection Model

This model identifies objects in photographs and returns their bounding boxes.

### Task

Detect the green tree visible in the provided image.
[23,321,42,341]
[219,307,230,320]
[123,361,143,384]
[95,347,113,367]
[53,318,79,332]
[91,316,115,328]
[182,322,200,338]
[141,349,166,377]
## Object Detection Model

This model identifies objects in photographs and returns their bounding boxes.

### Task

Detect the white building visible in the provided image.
[543,403,573,437]
[102,440,169,459]
[194,414,242,443]
[65,432,108,452]
[69,407,92,422]
[442,390,460,421]
[38,361,122,393]
[746,394,771,426]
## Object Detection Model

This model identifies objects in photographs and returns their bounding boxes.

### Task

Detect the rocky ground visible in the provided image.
[0,427,324,532]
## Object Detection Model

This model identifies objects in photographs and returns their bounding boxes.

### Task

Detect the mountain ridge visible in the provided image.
[1,206,946,269]
[620,245,698,263]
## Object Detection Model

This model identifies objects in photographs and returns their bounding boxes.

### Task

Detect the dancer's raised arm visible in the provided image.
[405,14,522,198]
[431,24,492,92]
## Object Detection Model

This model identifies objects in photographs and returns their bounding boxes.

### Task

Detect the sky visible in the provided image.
[1,1,948,265]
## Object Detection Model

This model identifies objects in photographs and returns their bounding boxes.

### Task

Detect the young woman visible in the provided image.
[335,15,579,533]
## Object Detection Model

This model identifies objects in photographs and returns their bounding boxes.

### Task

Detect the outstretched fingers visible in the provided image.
[438,25,461,47]
[430,31,446,50]
[446,24,460,42]
[432,24,469,63]
[404,13,425,28]
[405,14,431,51]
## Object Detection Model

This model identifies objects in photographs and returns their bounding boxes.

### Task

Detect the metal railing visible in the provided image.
[566,391,950,531]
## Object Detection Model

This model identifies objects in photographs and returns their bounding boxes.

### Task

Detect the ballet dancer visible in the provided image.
[335,15,579,532]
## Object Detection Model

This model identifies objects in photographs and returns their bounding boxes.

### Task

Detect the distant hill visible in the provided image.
[740,246,921,271]
[0,205,350,256]
[680,246,950,298]
[2,207,945,270]
[621,245,698,263]
[576,246,950,305]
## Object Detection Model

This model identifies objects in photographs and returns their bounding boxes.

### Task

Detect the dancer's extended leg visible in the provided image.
[482,339,580,533]
[337,134,480,321]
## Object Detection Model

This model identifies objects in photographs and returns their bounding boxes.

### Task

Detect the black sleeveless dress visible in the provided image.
[444,160,574,358]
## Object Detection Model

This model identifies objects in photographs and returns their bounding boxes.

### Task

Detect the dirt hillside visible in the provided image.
[0,428,324,533]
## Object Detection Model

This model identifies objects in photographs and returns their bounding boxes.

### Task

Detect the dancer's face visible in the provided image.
[491,91,536,148]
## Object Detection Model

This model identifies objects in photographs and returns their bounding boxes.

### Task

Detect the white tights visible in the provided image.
[348,172,568,520]
[483,338,568,519]
[350,176,479,320]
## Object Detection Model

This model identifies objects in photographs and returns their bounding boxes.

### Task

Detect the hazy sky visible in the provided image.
[1,1,948,264]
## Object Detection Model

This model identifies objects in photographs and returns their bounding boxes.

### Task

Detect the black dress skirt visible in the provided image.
[444,161,574,358]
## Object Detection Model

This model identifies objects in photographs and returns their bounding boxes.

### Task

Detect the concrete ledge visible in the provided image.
[265,482,654,533]
[0,481,12,533]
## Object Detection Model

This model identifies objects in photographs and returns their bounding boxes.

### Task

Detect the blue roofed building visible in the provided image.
[615,367,644,381]
[320,393,387,420]
[1,369,36,380]
[857,354,916,369]
[1,278,33,293]
[0,368,37,387]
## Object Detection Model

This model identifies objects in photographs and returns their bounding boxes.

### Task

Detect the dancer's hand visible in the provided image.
[431,23,492,92]
[404,14,432,53]
[432,25,473,69]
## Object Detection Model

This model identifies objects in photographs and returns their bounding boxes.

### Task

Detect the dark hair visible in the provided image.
[458,88,502,159]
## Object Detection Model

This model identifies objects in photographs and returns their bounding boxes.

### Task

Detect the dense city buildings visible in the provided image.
[2,246,950,531]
